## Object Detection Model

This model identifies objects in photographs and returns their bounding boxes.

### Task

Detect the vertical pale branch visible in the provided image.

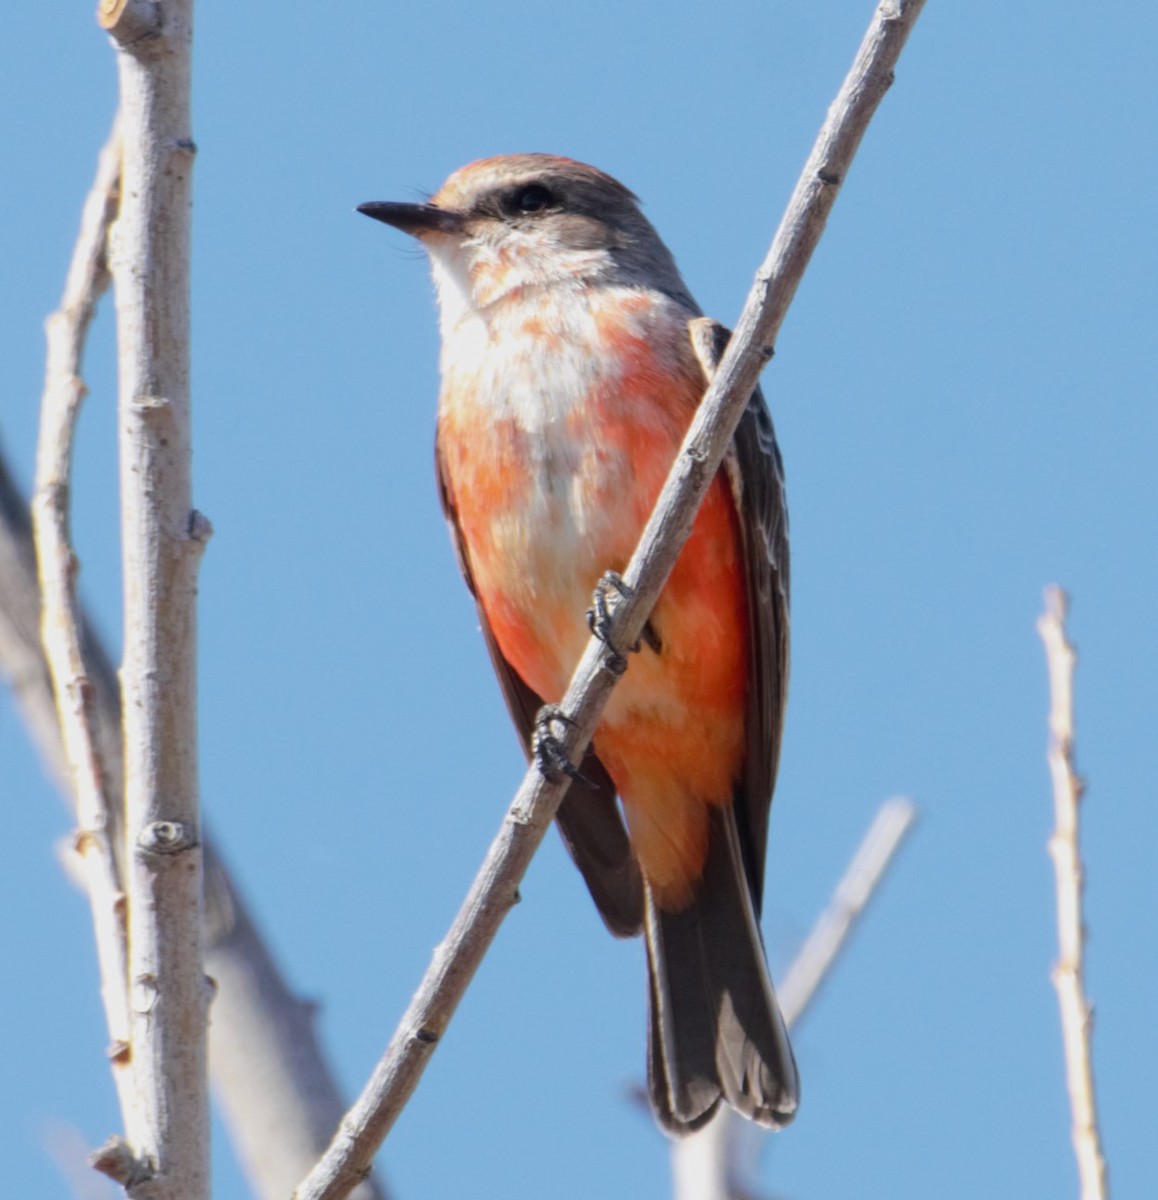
[31,119,134,1128]
[5,429,386,1198]
[296,4,927,1197]
[672,797,918,1200]
[102,2,211,1196]
[5,167,385,1189]
[1037,587,1109,1200]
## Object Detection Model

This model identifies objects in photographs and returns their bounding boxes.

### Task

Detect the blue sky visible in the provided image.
[2,2,1156,1197]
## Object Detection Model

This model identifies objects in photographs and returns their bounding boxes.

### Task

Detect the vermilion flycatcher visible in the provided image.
[359,155,798,1133]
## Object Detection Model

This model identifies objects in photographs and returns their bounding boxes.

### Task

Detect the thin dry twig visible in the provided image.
[1038,587,1109,1200]
[106,7,211,1194]
[295,3,929,1197]
[672,797,918,1200]
[29,116,136,1131]
[779,795,918,1026]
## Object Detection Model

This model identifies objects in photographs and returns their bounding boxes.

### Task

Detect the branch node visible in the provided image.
[187,508,214,543]
[107,1038,132,1064]
[132,974,160,1015]
[97,0,161,46]
[89,1135,154,1187]
[129,392,170,413]
[73,819,111,854]
[137,819,197,855]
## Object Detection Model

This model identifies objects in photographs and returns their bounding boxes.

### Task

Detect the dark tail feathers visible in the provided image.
[645,805,799,1134]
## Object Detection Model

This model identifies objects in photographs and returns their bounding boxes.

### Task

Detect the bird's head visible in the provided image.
[359,154,692,331]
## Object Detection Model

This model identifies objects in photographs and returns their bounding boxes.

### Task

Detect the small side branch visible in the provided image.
[1037,587,1109,1200]
[779,795,918,1027]
[30,117,138,1134]
[294,4,928,1197]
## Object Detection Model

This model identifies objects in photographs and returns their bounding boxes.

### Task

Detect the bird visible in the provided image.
[358,154,797,1133]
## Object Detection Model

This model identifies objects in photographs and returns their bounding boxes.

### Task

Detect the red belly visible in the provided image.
[438,320,750,908]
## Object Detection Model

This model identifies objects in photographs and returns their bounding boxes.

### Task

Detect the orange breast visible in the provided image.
[438,292,750,908]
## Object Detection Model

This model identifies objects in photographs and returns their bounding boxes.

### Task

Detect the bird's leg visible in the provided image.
[586,571,661,676]
[533,705,593,787]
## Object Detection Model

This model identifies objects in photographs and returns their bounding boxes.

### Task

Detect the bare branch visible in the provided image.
[295,4,929,1196]
[779,795,918,1027]
[1,47,385,1200]
[672,796,918,1200]
[106,6,210,1193]
[30,115,138,1135]
[1037,587,1109,1200]
[98,0,161,45]
[3,430,386,1199]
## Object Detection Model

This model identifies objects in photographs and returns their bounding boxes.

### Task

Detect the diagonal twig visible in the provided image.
[294,3,929,1197]
[779,795,919,1027]
[1038,587,1109,1200]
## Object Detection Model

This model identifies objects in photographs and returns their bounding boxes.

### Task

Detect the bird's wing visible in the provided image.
[434,435,644,937]
[688,318,790,915]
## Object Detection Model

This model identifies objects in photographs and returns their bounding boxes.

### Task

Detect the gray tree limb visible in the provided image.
[102,3,210,1191]
[1,102,385,1200]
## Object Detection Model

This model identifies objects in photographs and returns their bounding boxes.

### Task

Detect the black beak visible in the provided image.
[356,201,465,237]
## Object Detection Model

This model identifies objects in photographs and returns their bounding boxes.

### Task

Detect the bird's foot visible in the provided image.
[586,571,660,676]
[532,705,591,786]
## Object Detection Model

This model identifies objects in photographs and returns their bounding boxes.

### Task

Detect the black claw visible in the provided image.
[533,705,593,786]
[585,571,660,672]
[585,572,619,638]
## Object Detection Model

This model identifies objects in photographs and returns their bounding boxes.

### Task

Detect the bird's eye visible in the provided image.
[509,184,554,214]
